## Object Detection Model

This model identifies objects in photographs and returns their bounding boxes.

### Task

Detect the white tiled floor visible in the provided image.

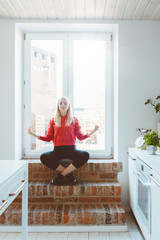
[0,212,145,240]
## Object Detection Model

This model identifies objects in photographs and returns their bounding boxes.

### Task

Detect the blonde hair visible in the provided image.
[54,97,74,127]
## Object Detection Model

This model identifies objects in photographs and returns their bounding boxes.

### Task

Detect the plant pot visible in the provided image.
[147,145,157,155]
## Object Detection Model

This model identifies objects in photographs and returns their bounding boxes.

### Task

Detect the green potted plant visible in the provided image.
[143,131,160,155]
[145,95,160,152]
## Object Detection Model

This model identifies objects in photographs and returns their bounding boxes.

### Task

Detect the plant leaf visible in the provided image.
[145,99,151,105]
[156,95,160,100]
[155,103,160,113]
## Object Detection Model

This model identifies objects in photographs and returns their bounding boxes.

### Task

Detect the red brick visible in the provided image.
[31,197,54,203]
[114,186,121,196]
[117,203,126,224]
[13,213,21,225]
[100,163,107,172]
[120,212,125,224]
[68,214,76,225]
[39,173,50,179]
[106,163,112,172]
[48,212,55,225]
[79,173,98,180]
[63,205,70,224]
[82,164,89,173]
[77,212,83,224]
[84,205,90,224]
[105,213,112,224]
[77,204,83,224]
[68,186,74,195]
[110,204,118,224]
[99,173,117,179]
[28,212,34,225]
[28,164,33,172]
[34,164,40,172]
[104,204,111,224]
[36,185,43,196]
[73,186,80,196]
[35,212,41,224]
[110,185,115,196]
[42,212,49,224]
[56,186,62,196]
[80,186,85,195]
[78,197,100,202]
[0,213,5,224]
[31,185,36,196]
[84,186,92,196]
[92,186,97,195]
[56,205,63,224]
[43,185,48,196]
[101,197,121,202]
[61,186,68,197]
[32,173,40,179]
[103,186,110,195]
[77,204,83,213]
[44,204,50,210]
[96,186,103,195]
[95,163,100,172]
[97,214,104,224]
[90,205,97,224]
[112,162,118,172]
[49,185,55,196]
[88,163,95,172]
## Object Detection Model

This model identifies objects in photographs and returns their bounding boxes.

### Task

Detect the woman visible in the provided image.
[28,97,99,185]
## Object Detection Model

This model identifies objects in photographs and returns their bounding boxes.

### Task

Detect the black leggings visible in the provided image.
[40,145,89,170]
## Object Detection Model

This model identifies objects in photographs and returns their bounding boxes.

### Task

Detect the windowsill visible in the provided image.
[21,158,115,163]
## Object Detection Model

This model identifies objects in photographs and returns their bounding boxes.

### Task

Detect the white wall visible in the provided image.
[118,21,160,210]
[15,25,23,159]
[0,20,160,209]
[0,20,15,159]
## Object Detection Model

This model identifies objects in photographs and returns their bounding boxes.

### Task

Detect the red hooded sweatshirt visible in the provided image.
[39,116,88,146]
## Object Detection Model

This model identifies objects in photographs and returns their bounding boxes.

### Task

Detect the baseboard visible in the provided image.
[0,224,128,232]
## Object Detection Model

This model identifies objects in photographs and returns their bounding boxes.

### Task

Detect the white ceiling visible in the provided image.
[0,0,160,21]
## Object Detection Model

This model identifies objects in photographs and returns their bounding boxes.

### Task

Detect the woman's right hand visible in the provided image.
[28,127,40,139]
[28,127,32,135]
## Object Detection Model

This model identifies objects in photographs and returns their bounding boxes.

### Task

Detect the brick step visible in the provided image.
[16,181,121,204]
[0,203,125,226]
[28,159,123,182]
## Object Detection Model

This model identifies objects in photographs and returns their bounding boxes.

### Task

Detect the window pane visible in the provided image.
[73,40,105,150]
[30,40,63,150]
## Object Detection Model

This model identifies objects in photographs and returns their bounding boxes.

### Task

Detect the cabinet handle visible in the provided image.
[126,152,136,160]
[149,174,160,187]
[134,171,150,187]
[0,200,7,211]
[9,180,26,196]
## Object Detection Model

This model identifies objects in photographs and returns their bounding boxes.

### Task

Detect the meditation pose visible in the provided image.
[28,96,99,185]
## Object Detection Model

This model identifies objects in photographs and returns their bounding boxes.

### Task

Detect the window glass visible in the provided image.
[30,40,63,150]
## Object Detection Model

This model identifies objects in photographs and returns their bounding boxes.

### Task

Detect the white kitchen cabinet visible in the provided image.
[150,169,160,240]
[128,150,137,213]
[0,160,28,240]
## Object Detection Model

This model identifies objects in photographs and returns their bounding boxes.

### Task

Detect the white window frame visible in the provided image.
[24,32,113,158]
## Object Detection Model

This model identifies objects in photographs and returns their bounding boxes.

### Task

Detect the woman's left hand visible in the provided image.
[87,124,99,137]
[94,124,99,131]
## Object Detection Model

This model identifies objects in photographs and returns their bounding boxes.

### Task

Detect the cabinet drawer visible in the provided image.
[0,165,27,215]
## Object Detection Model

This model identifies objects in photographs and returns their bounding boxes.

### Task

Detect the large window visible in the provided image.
[24,33,112,158]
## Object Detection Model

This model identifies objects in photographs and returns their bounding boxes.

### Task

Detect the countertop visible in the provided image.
[128,147,160,175]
